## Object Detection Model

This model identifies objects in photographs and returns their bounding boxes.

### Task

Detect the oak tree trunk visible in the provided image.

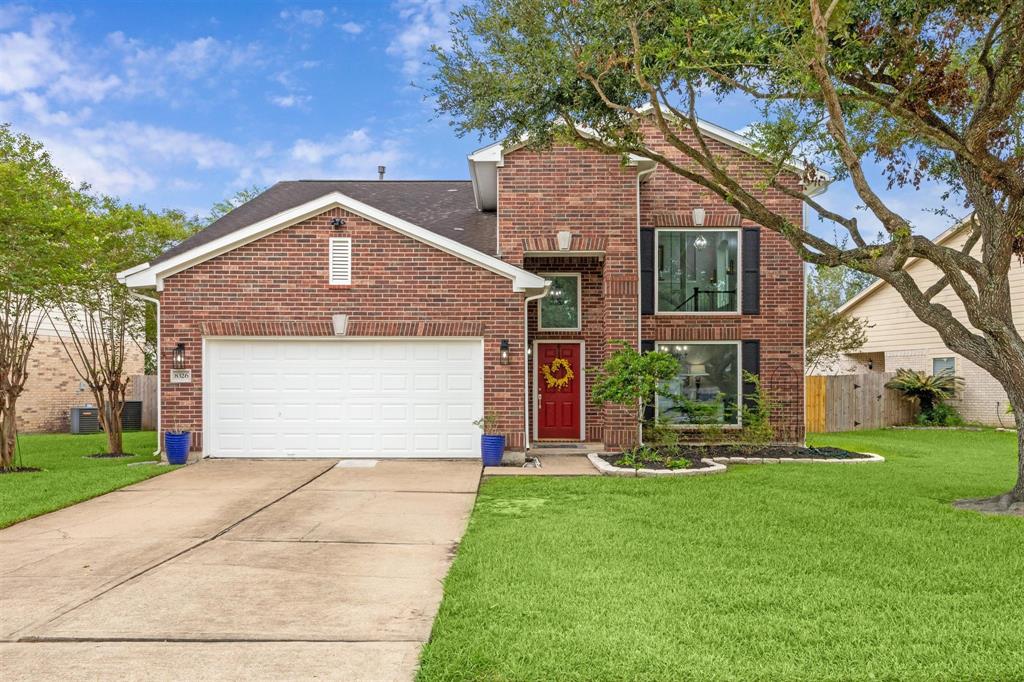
[1008,387,1024,504]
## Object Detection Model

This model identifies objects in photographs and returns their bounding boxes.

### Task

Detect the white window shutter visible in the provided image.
[329,237,352,285]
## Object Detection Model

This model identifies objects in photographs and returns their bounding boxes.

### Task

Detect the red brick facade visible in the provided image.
[160,207,526,451]
[157,126,806,454]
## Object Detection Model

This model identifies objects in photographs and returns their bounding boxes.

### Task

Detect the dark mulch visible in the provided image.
[0,467,43,474]
[85,453,137,459]
[602,444,864,471]
[706,444,865,460]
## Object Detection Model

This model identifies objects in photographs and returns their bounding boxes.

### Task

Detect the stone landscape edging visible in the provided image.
[588,451,884,476]
[587,453,728,477]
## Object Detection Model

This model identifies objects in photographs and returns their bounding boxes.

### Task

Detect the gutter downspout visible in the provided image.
[130,292,161,457]
[636,164,656,444]
[523,283,551,452]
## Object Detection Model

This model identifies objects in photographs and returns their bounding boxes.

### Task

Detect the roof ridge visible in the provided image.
[290,179,472,183]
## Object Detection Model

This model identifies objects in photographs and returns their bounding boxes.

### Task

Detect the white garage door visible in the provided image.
[205,339,483,458]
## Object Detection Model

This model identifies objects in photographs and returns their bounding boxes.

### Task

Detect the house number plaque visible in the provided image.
[170,369,192,384]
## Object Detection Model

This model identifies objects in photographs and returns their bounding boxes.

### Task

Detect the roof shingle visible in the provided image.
[152,180,496,265]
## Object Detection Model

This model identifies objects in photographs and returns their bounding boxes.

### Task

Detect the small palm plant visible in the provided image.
[885,368,964,413]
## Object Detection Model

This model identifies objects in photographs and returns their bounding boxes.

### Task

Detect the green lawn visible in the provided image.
[418,429,1024,681]
[0,431,172,529]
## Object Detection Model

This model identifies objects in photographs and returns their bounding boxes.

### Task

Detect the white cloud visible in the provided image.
[338,21,364,35]
[280,9,326,27]
[0,4,30,30]
[387,0,460,77]
[270,93,311,108]
[0,13,70,93]
[30,120,244,194]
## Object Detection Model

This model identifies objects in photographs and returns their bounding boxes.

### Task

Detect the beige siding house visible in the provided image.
[17,311,145,433]
[826,218,1023,427]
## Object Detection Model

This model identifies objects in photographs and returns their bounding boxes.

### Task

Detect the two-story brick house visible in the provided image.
[119,120,820,459]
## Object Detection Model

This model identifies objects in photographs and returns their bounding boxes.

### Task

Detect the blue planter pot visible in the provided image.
[165,432,191,465]
[481,434,506,466]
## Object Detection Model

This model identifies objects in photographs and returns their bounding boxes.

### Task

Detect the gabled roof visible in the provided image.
[155,180,496,265]
[119,188,545,293]
[834,216,975,317]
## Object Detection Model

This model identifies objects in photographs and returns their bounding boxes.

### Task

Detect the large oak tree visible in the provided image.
[432,0,1024,506]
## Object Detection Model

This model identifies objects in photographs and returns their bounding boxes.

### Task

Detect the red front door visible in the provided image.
[536,342,581,440]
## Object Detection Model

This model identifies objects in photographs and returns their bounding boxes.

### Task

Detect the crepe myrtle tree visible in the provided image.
[0,125,81,470]
[432,0,1024,507]
[51,197,194,455]
[590,341,680,442]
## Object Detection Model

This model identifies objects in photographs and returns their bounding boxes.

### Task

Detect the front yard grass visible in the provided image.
[418,429,1024,681]
[0,431,170,529]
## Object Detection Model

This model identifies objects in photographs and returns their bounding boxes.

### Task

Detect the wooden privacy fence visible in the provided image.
[806,372,916,432]
[127,374,158,431]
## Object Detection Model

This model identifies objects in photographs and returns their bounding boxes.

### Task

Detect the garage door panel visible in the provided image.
[207,339,483,459]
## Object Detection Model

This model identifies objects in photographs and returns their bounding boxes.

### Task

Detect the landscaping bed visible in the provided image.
[591,444,882,476]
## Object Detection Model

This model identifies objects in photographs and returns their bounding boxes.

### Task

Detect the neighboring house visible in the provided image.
[119,120,820,459]
[17,311,146,433]
[826,217,1023,427]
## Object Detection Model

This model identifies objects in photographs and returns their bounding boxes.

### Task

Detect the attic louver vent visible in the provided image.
[329,237,352,285]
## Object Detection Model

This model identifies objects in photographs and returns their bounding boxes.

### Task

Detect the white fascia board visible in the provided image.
[121,192,545,293]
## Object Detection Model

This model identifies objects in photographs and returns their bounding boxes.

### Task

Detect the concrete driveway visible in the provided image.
[0,458,481,681]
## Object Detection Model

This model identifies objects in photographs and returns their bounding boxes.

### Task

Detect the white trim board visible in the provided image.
[119,191,546,293]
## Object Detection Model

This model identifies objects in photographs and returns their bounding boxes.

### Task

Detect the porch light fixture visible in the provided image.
[693,234,708,250]
[691,207,706,226]
[499,339,510,365]
[172,343,185,370]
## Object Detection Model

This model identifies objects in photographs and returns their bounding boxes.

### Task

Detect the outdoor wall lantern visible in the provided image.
[691,207,706,226]
[172,343,186,370]
[499,339,510,365]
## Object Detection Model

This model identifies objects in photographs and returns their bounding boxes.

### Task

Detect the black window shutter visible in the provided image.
[742,227,761,315]
[742,340,761,407]
[641,339,656,421]
[640,228,655,315]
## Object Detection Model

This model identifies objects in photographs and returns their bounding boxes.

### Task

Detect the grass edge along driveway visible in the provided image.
[0,431,171,529]
[417,428,1024,681]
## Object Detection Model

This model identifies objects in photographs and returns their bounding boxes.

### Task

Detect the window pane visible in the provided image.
[656,343,739,425]
[932,357,955,374]
[540,275,580,329]
[657,230,739,312]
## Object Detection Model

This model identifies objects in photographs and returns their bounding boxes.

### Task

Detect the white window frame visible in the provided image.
[538,272,582,332]
[329,237,352,285]
[655,340,743,428]
[932,356,956,375]
[654,228,742,316]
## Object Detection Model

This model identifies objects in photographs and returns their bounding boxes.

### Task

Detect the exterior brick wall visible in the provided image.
[159,206,526,452]
[882,349,1015,427]
[639,125,806,443]
[499,146,640,446]
[17,335,146,433]
[501,130,806,445]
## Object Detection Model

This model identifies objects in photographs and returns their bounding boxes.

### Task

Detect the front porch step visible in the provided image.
[529,441,605,455]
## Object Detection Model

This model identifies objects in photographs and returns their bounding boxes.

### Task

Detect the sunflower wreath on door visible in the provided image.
[541,357,575,390]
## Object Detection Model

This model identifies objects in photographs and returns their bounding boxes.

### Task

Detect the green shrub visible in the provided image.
[916,403,965,426]
[740,371,775,445]
[886,368,963,413]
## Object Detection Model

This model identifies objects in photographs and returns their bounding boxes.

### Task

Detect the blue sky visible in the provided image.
[0,1,958,237]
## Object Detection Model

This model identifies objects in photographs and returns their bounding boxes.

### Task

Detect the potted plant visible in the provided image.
[474,413,505,466]
[164,427,191,465]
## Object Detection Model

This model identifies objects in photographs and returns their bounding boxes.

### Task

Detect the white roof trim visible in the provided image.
[118,191,546,293]
[833,215,976,317]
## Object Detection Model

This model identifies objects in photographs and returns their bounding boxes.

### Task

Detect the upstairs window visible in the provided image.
[657,229,739,313]
[539,274,581,331]
[329,237,352,285]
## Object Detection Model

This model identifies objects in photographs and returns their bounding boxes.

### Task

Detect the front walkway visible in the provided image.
[0,458,481,681]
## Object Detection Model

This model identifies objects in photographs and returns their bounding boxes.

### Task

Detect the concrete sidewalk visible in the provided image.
[0,458,481,681]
